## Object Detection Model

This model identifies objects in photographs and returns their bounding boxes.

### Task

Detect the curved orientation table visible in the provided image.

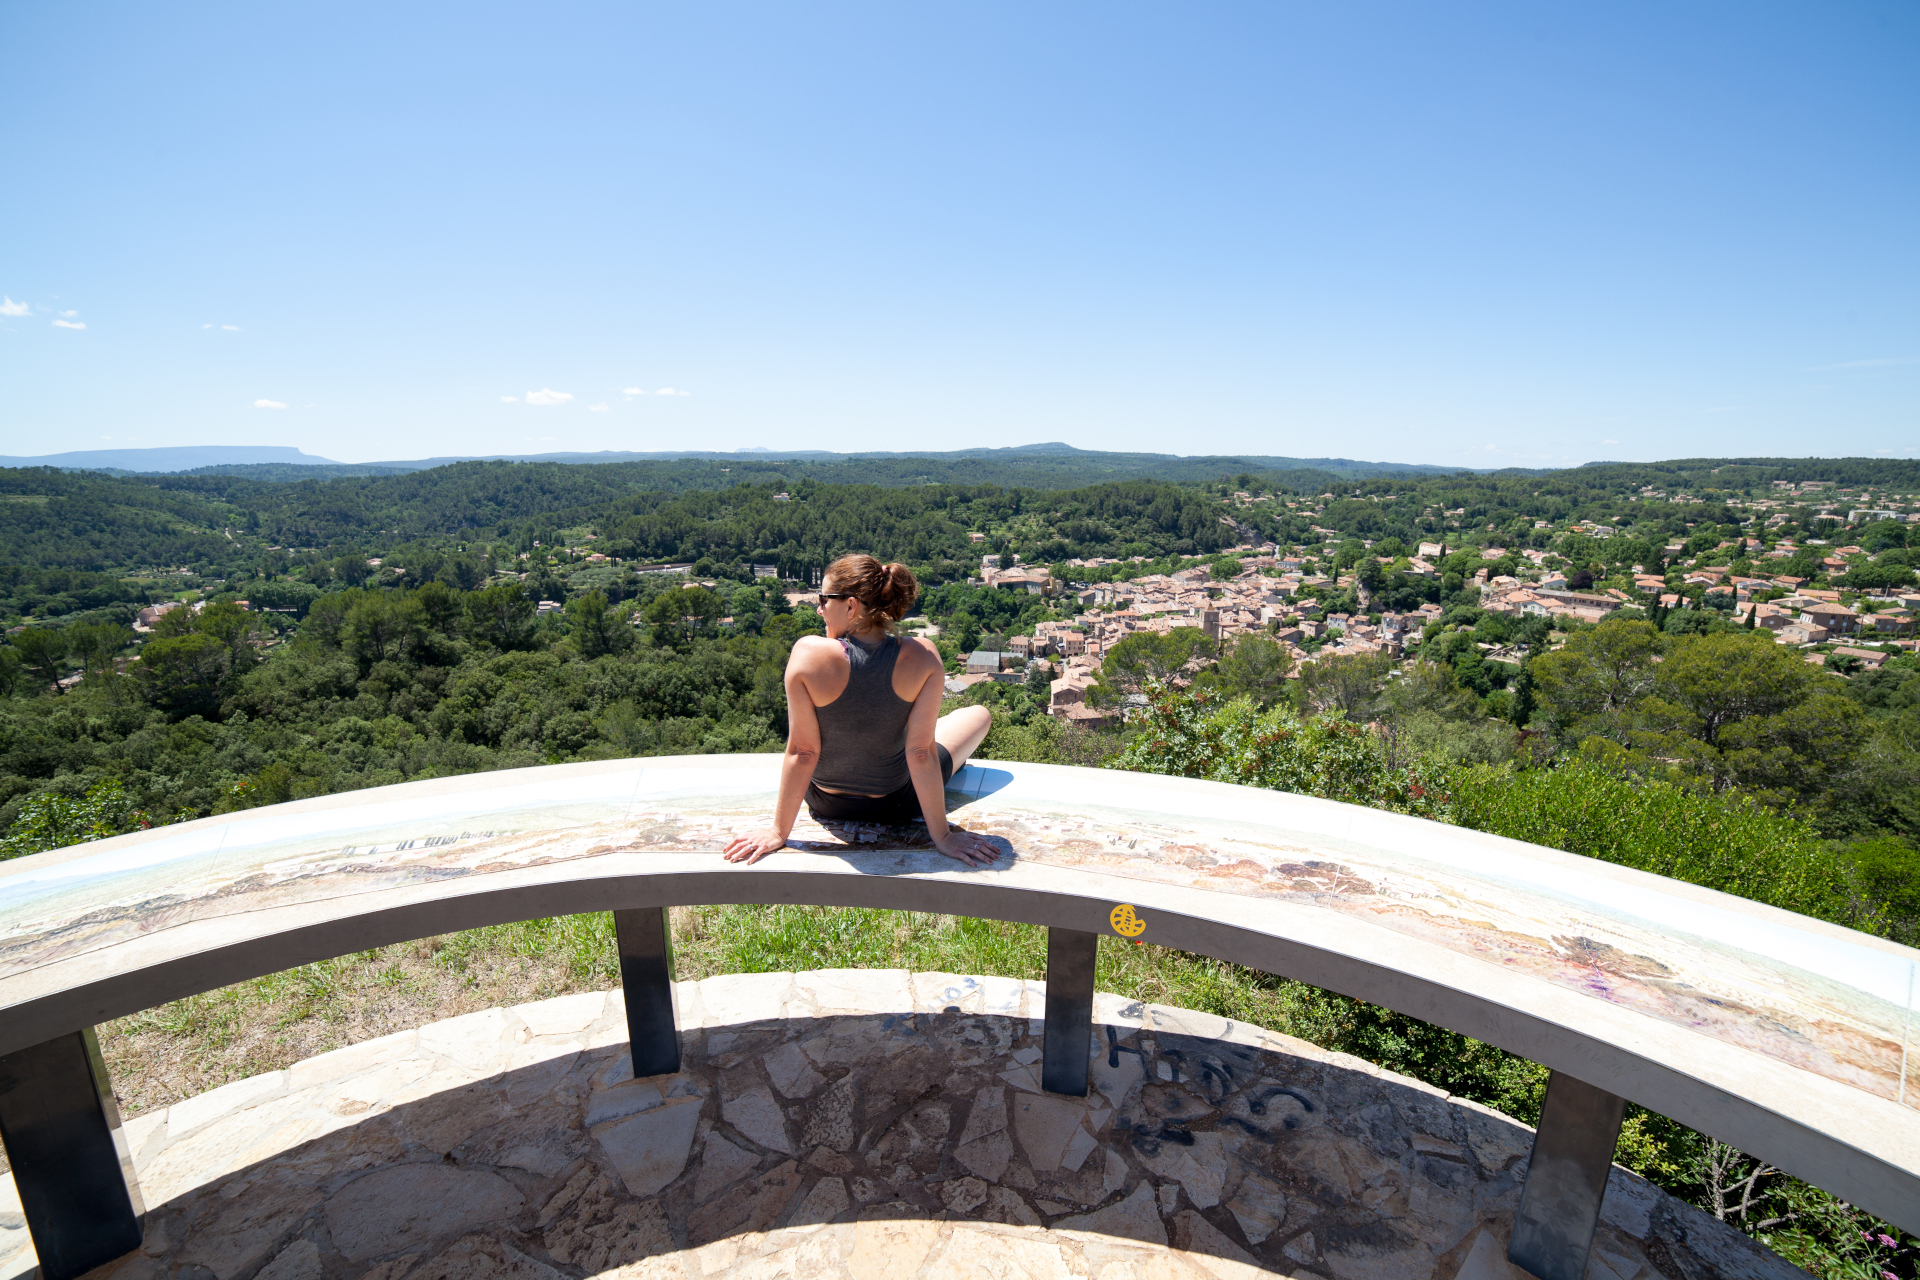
[0,756,1915,1279]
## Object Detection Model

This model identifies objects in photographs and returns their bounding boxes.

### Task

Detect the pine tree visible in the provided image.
[1510,662,1536,728]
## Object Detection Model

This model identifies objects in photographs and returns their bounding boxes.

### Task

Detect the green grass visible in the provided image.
[429,901,1348,1043]
[104,904,1352,1105]
[668,903,1352,1058]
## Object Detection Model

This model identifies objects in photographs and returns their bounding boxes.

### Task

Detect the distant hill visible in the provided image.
[61,441,1476,482]
[0,446,343,472]
[145,463,422,481]
[3,448,1913,579]
[1499,457,1920,490]
[354,443,1474,478]
[18,443,1913,492]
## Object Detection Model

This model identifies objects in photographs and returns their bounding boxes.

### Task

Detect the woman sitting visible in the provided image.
[722,554,997,867]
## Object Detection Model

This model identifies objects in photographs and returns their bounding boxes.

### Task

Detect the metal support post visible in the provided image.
[613,906,681,1078]
[1041,927,1097,1097]
[0,1027,145,1280]
[1509,1070,1628,1280]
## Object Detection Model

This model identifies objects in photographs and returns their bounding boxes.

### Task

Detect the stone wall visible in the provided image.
[0,971,1805,1280]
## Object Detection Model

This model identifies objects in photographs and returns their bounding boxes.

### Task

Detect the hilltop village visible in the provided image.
[935,476,1920,726]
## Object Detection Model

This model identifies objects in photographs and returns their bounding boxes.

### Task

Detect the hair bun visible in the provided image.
[880,563,917,618]
[825,554,919,627]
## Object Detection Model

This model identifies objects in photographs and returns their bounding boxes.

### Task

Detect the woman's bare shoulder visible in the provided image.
[900,635,946,672]
[893,636,946,700]
[787,634,841,670]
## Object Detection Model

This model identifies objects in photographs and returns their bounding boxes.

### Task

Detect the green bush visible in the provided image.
[1441,758,1857,927]
[1111,678,1452,819]
[0,779,187,861]
[1834,834,1920,946]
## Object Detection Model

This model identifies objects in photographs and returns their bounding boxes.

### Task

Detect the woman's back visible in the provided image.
[721,552,997,866]
[809,632,914,795]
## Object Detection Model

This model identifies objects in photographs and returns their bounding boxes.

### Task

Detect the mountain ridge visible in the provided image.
[0,445,344,471]
[4,442,1482,477]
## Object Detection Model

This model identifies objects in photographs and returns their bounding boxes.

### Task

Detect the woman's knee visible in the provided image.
[953,705,991,734]
[936,704,991,742]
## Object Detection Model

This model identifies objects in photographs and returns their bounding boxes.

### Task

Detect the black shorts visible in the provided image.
[805,744,954,825]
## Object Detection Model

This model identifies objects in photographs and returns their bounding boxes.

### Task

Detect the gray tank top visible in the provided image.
[811,633,914,795]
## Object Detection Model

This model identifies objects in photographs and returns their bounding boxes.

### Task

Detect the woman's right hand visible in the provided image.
[723,828,788,864]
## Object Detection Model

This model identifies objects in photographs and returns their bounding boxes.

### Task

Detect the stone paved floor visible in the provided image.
[0,971,1803,1280]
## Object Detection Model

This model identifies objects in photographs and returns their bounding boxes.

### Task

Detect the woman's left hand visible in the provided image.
[723,828,787,864]
[931,827,1002,868]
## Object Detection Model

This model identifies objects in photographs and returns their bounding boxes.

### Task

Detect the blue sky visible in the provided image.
[2,2,1914,468]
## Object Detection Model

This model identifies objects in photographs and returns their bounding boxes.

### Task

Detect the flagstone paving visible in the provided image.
[0,971,1803,1279]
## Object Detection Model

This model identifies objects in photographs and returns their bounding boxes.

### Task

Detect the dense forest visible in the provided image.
[0,574,805,829]
[8,451,1918,586]
[592,479,1239,579]
[0,463,1248,583]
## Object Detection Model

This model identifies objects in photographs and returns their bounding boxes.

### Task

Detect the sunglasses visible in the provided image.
[816,592,855,606]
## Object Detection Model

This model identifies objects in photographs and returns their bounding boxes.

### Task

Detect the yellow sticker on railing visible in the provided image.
[1110,904,1146,938]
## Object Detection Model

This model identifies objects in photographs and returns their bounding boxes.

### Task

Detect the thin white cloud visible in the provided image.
[622,387,647,395]
[655,387,691,396]
[500,395,519,403]
[254,399,287,409]
[60,310,77,317]
[524,387,573,406]
[1602,438,1619,445]
[1804,357,1916,372]
[587,403,610,412]
[51,319,86,330]
[0,297,28,317]
[203,323,213,329]
[222,324,240,331]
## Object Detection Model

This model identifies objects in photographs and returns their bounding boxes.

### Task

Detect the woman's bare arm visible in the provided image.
[723,641,827,863]
[902,640,999,867]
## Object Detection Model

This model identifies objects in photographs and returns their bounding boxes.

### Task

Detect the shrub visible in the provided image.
[1111,678,1451,819]
[0,779,183,861]
[1442,758,1856,927]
